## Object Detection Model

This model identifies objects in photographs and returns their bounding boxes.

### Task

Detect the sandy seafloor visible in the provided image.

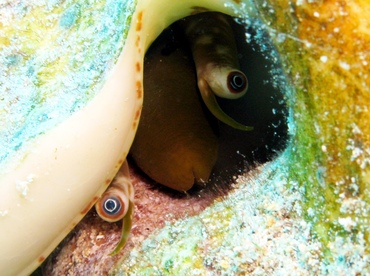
[114,150,369,275]
[44,148,369,275]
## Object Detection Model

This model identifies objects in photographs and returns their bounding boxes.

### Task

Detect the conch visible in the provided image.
[2,0,370,274]
[0,0,256,275]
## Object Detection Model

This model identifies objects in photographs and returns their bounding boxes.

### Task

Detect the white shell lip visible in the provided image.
[0,0,256,275]
[0,15,142,276]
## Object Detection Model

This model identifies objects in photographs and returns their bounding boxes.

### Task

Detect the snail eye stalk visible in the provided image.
[95,161,134,254]
[181,12,252,130]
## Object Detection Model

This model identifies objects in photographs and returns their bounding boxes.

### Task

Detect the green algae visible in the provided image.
[0,0,136,167]
[3,0,369,273]
[112,0,370,273]
[260,0,370,258]
[114,154,349,275]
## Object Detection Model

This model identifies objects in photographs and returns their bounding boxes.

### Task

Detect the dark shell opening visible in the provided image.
[130,11,289,192]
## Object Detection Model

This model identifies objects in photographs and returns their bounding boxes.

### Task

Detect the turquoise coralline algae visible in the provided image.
[0,0,135,167]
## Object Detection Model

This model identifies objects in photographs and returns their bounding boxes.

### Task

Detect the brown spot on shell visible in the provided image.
[136,62,141,72]
[132,105,142,129]
[136,11,143,31]
[80,196,99,215]
[38,256,45,263]
[135,35,140,48]
[134,108,141,121]
[136,80,142,99]
[105,179,111,185]
[115,158,125,169]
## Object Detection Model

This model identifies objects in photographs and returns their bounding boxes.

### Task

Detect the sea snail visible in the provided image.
[0,0,256,275]
[99,10,253,254]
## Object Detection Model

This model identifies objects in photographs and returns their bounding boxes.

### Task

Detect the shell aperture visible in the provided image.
[130,12,252,192]
[181,12,253,131]
[130,22,219,192]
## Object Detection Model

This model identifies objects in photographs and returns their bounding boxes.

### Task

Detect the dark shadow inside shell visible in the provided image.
[212,16,289,184]
[130,12,289,192]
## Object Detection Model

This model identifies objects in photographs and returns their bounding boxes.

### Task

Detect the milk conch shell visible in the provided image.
[0,0,256,275]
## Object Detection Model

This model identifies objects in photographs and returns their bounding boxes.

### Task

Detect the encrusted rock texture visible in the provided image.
[42,165,218,275]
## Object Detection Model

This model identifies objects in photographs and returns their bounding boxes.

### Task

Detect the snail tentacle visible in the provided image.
[95,160,134,253]
[109,200,134,255]
[198,78,253,131]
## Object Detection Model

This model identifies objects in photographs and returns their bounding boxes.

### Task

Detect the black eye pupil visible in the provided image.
[232,75,243,88]
[104,197,121,215]
[228,71,247,93]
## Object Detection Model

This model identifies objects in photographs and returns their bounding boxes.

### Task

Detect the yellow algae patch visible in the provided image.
[261,0,370,256]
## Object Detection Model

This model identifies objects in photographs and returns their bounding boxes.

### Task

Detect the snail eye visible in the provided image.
[103,197,122,215]
[96,194,127,222]
[227,71,248,93]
